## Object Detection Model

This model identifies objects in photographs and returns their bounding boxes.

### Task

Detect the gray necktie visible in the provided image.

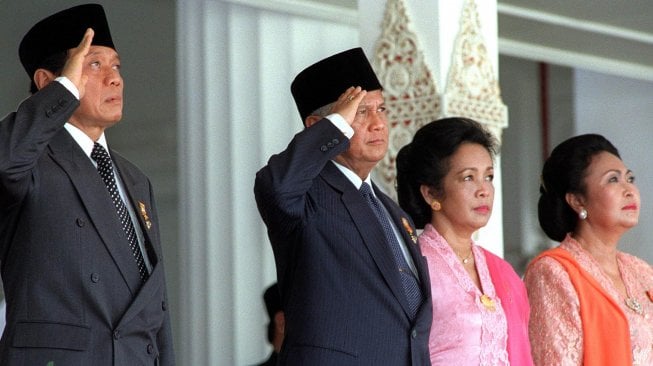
[360,182,423,318]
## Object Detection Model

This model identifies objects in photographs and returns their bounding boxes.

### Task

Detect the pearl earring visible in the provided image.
[579,208,588,220]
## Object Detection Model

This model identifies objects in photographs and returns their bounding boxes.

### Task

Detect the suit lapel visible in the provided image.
[111,152,160,267]
[377,190,431,300]
[320,163,413,318]
[47,130,143,293]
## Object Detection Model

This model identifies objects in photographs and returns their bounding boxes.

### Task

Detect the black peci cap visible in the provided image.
[291,47,382,123]
[19,3,115,79]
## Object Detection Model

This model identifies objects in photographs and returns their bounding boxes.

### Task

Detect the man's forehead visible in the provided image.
[359,90,385,105]
[86,45,120,58]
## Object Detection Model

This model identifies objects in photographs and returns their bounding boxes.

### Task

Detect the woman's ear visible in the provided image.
[420,184,437,204]
[33,68,57,90]
[565,192,585,213]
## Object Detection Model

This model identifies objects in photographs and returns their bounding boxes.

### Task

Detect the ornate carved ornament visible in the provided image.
[371,0,441,198]
[444,0,508,139]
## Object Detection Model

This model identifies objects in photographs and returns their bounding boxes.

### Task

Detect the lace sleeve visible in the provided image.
[525,257,583,366]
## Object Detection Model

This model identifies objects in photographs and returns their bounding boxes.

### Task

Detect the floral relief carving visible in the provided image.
[371,0,440,199]
[444,0,508,139]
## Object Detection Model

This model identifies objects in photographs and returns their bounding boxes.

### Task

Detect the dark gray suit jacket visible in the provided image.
[0,82,174,365]
[254,119,432,365]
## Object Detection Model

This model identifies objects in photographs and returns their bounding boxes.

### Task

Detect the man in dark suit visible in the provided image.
[254,48,431,365]
[0,4,174,365]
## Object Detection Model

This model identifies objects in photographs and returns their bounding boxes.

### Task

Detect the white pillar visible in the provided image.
[358,0,505,255]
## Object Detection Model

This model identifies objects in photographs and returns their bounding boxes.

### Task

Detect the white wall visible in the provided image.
[499,56,545,273]
[499,56,653,271]
[575,70,653,263]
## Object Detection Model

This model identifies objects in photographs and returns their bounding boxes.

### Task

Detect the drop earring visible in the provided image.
[579,208,588,220]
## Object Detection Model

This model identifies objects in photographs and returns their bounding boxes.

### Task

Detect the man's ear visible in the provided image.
[33,68,57,90]
[304,115,321,128]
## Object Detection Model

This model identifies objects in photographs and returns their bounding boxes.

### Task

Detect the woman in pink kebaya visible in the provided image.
[396,117,533,366]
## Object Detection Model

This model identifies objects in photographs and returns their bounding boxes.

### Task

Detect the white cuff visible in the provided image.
[326,113,354,139]
[55,76,80,100]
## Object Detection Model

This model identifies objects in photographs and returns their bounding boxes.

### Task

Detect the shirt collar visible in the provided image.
[331,160,374,194]
[63,123,108,159]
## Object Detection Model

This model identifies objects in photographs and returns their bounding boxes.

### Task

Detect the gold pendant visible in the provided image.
[480,294,496,312]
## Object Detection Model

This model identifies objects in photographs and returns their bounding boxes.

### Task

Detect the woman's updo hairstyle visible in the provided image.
[396,117,497,229]
[538,134,620,241]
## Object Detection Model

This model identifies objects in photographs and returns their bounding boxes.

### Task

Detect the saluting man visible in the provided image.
[0,4,174,365]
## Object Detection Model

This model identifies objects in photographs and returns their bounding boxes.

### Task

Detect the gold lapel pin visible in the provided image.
[401,217,417,244]
[138,201,152,229]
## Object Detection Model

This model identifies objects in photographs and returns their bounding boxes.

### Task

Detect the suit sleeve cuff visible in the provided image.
[326,113,354,139]
[55,76,80,100]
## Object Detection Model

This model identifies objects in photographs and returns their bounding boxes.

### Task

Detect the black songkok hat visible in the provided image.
[291,47,382,123]
[19,3,115,78]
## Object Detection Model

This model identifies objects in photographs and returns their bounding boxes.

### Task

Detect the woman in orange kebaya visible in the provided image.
[526,134,653,365]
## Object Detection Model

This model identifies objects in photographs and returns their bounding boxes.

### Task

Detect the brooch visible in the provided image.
[138,201,152,230]
[625,297,643,315]
[401,217,417,244]
[480,294,496,312]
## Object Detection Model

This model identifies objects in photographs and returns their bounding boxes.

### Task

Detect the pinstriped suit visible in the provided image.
[0,82,174,365]
[254,118,432,365]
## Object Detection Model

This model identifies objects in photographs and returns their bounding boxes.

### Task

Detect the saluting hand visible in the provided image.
[61,28,94,99]
[331,86,367,126]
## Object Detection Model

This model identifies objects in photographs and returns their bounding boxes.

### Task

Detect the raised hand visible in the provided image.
[331,86,367,126]
[61,28,94,99]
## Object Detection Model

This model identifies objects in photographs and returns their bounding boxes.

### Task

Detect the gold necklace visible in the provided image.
[622,271,644,315]
[455,246,473,264]
[618,257,644,315]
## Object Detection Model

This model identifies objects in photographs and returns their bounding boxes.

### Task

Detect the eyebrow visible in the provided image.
[602,168,633,177]
[455,166,494,174]
[357,102,385,108]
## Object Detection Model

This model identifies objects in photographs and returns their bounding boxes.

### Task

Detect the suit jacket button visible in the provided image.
[162,301,167,311]
[113,330,121,339]
[76,218,85,227]
[90,273,99,283]
[320,145,328,152]
[411,329,417,339]
[147,344,154,354]
[332,138,339,144]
